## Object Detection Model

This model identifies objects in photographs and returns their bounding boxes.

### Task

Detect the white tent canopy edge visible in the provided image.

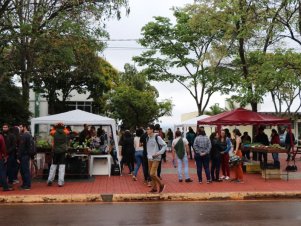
[30,109,119,159]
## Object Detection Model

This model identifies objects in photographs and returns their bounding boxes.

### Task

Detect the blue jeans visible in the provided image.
[20,155,31,188]
[177,155,190,180]
[7,154,18,183]
[0,159,9,189]
[211,156,221,181]
[134,151,143,177]
[194,154,211,182]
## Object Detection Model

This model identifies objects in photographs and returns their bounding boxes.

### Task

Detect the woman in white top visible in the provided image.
[133,128,145,181]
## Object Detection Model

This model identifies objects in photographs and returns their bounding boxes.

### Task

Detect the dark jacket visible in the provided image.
[53,128,68,153]
[2,131,16,155]
[18,131,32,158]
[210,138,223,159]
[186,132,196,145]
[0,134,7,160]
[254,132,270,146]
[285,132,295,145]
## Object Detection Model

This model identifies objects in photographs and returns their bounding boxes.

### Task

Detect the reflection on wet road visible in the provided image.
[1,201,301,226]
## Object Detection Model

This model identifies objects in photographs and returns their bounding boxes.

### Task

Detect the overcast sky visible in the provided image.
[102,0,298,128]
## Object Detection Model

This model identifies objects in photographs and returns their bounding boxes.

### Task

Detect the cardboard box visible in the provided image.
[261,169,281,179]
[245,162,261,174]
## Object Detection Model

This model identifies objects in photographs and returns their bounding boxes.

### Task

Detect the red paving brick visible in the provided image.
[2,152,301,195]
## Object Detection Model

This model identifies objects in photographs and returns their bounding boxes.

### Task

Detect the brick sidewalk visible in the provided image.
[1,152,301,197]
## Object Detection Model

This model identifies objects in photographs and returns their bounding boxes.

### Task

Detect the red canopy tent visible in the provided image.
[197,108,291,126]
[197,108,295,155]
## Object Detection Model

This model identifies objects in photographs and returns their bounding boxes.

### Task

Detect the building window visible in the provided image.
[67,101,92,113]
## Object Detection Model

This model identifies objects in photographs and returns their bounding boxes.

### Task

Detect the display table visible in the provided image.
[89,154,112,177]
[244,146,289,181]
[36,149,114,177]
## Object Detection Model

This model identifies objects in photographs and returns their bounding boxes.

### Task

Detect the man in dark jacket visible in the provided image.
[0,133,13,191]
[18,124,32,190]
[285,127,296,161]
[2,124,18,184]
[47,123,68,187]
[254,127,269,165]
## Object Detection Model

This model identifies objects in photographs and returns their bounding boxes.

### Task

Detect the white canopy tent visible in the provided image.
[30,109,119,158]
[174,115,213,136]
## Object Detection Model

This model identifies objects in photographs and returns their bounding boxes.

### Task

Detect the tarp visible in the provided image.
[175,115,210,128]
[174,115,212,136]
[197,108,291,126]
[31,110,118,158]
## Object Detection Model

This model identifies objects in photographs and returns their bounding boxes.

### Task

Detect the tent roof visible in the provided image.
[175,115,210,127]
[31,109,115,126]
[197,108,291,126]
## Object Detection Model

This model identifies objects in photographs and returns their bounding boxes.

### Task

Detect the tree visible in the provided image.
[32,33,117,114]
[107,64,172,129]
[246,50,301,114]
[0,0,129,109]
[134,9,236,115]
[204,103,225,115]
[0,77,31,125]
[191,0,290,112]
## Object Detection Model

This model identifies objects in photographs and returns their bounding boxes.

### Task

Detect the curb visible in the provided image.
[1,192,301,203]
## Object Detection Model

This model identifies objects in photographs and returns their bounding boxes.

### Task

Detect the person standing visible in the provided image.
[285,127,296,161]
[270,129,280,166]
[18,124,32,190]
[0,133,13,191]
[186,127,196,160]
[155,124,164,179]
[166,128,173,152]
[232,129,244,183]
[47,123,69,187]
[140,130,151,186]
[146,124,167,193]
[119,130,135,175]
[210,132,223,182]
[193,127,212,184]
[219,129,232,180]
[172,130,193,183]
[79,124,91,145]
[132,128,144,181]
[1,124,18,185]
[254,127,269,165]
[241,131,251,161]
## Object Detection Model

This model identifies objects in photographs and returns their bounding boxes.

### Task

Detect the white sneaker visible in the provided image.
[225,176,230,180]
[220,176,225,180]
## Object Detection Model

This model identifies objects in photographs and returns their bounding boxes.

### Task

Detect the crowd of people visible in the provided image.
[118,124,244,193]
[0,123,34,191]
[0,121,297,193]
[119,125,297,191]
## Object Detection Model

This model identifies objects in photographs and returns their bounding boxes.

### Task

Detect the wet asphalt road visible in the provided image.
[1,201,301,226]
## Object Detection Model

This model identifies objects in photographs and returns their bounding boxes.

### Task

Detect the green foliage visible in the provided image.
[205,103,225,115]
[134,8,236,115]
[0,0,129,107]
[107,64,172,129]
[0,77,31,125]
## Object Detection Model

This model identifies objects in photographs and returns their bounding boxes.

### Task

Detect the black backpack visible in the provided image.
[29,137,37,157]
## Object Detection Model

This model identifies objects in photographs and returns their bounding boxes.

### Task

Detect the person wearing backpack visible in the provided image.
[146,124,167,193]
[47,123,69,187]
[172,130,193,183]
[18,124,32,190]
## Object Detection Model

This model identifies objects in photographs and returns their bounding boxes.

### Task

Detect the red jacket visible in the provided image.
[271,134,280,145]
[0,134,7,160]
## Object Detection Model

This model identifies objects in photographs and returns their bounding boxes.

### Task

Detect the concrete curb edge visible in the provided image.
[1,191,301,203]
